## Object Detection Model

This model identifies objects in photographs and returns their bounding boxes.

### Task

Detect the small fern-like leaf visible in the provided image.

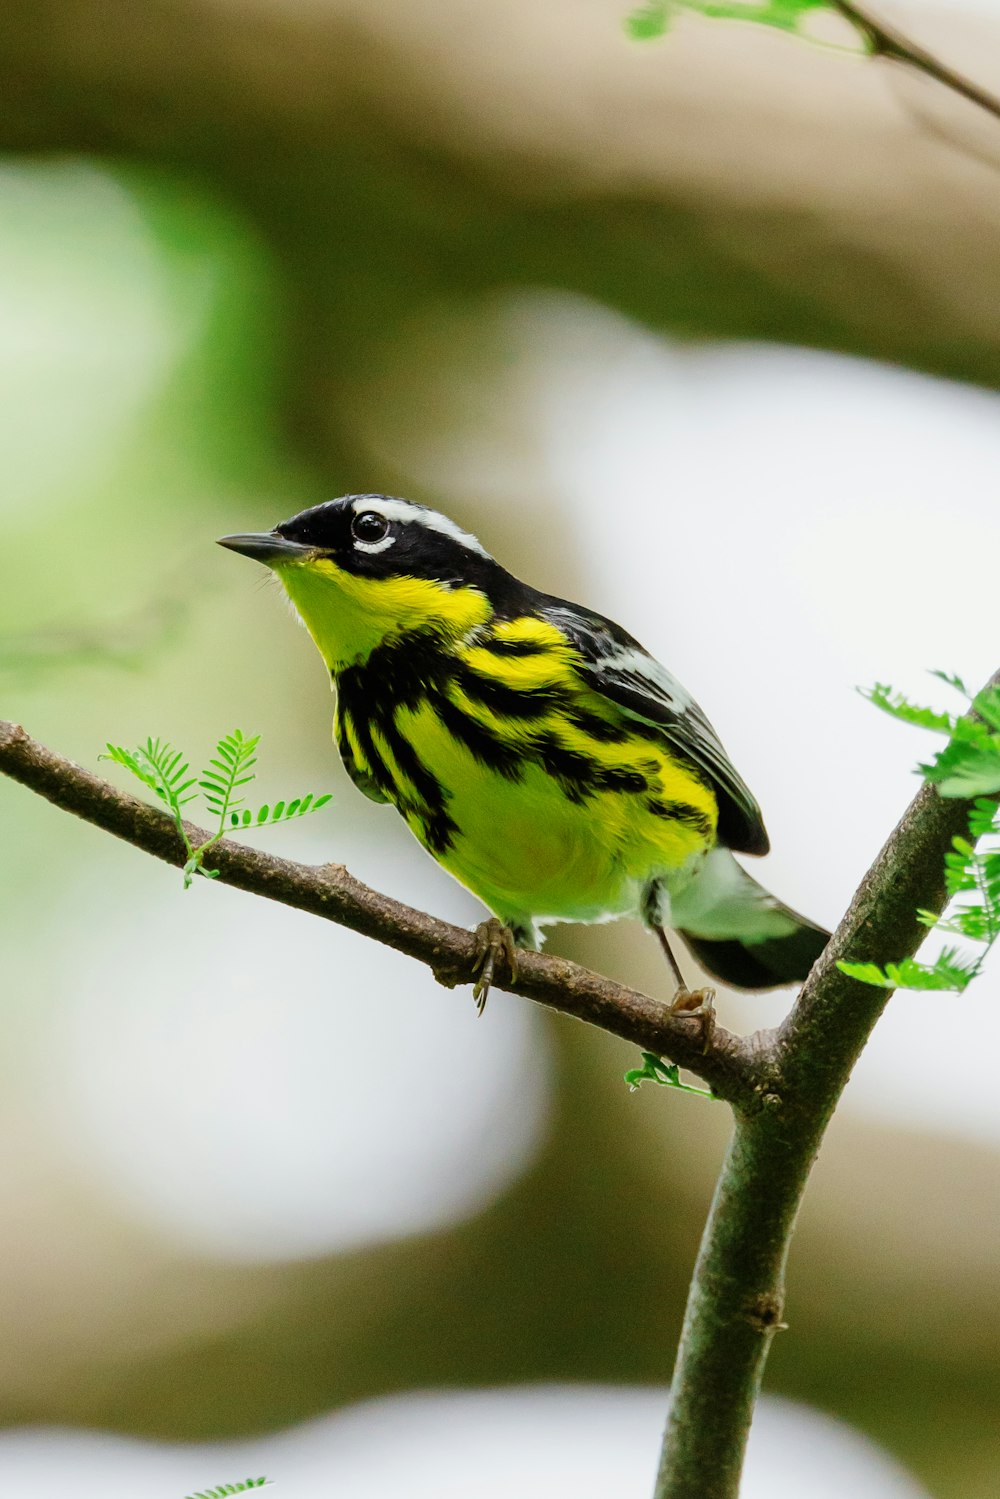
[836,960,896,989]
[863,684,956,735]
[102,727,333,888]
[839,952,979,992]
[243,792,333,827]
[101,743,160,795]
[924,740,1000,799]
[200,730,260,833]
[973,685,1000,733]
[624,1051,715,1099]
[184,1481,270,1498]
[138,738,198,812]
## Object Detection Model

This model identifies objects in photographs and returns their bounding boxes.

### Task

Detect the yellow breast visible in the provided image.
[392,696,716,927]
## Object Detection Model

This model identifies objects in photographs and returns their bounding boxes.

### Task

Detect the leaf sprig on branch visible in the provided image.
[839,675,1000,993]
[102,730,331,888]
[625,0,846,45]
[624,1050,717,1099]
[184,1480,271,1499]
[624,0,1000,141]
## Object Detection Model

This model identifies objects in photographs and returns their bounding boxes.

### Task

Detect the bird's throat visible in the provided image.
[274,556,493,669]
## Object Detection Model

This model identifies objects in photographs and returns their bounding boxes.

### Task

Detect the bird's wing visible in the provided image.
[544,602,769,856]
[334,712,390,805]
[342,758,391,805]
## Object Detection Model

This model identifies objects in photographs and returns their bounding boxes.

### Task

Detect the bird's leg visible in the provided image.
[653,926,716,1052]
[471,917,519,1015]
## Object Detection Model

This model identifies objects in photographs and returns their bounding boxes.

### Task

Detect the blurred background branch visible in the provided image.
[831,0,1000,123]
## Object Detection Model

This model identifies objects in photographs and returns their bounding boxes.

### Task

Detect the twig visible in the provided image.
[0,719,754,1102]
[652,667,1000,1499]
[832,0,1000,127]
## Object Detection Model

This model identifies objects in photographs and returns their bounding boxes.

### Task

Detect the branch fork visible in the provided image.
[2,672,995,1499]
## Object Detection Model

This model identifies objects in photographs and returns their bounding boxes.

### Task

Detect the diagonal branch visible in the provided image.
[0,718,755,1102]
[832,0,1000,127]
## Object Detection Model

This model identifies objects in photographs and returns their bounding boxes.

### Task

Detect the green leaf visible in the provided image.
[854,670,1000,999]
[969,798,999,839]
[932,906,996,942]
[105,737,199,819]
[102,726,336,890]
[624,1,671,40]
[625,0,865,43]
[697,0,831,29]
[184,1484,270,1499]
[923,740,1000,799]
[973,686,1000,733]
[624,1051,715,1099]
[101,743,159,794]
[199,730,261,833]
[929,669,971,696]
[840,950,979,992]
[898,949,981,990]
[862,684,955,735]
[836,960,895,989]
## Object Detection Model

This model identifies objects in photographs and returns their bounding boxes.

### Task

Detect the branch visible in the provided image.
[5,669,989,1499]
[832,0,1000,127]
[653,666,1000,1499]
[0,719,753,1101]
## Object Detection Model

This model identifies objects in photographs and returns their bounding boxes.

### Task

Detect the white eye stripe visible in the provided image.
[350,496,489,558]
[354,534,396,555]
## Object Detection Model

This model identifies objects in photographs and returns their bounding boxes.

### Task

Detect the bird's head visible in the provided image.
[219,494,509,670]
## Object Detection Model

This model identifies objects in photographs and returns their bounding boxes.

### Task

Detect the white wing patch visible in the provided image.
[589,645,695,716]
[543,608,694,716]
[544,601,768,855]
[350,496,490,558]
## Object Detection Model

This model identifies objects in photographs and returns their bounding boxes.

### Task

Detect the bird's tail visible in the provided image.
[669,848,830,991]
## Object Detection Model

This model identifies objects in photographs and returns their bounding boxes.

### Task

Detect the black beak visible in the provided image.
[217,532,313,565]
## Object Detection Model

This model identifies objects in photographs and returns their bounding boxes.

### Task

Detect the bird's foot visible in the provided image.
[668,986,717,1053]
[471,918,519,1015]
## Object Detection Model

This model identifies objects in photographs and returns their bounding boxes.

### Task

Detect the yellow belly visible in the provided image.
[393,701,714,928]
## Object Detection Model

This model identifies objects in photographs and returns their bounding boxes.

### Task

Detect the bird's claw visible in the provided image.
[471,918,519,1014]
[668,986,717,1053]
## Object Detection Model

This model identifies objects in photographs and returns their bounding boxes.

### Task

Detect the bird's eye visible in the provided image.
[351,511,390,544]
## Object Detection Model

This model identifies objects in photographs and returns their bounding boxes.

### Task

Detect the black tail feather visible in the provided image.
[679,921,830,991]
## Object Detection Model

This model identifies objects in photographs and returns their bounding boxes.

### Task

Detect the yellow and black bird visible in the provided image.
[219,495,828,1012]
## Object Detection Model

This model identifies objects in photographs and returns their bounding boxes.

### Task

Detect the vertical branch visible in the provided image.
[652,669,1000,1499]
[654,1105,800,1499]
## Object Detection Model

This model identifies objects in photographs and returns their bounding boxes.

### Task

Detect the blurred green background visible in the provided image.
[2,2,1000,1495]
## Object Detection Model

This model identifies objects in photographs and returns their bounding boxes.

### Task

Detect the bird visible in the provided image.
[219,494,829,1023]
